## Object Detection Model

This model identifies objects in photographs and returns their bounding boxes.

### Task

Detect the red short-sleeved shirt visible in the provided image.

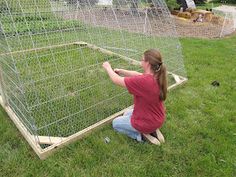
[124,74,165,134]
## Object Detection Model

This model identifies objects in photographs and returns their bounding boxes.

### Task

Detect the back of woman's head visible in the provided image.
[144,49,167,101]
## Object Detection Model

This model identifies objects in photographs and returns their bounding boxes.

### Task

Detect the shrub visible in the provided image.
[166,0,179,10]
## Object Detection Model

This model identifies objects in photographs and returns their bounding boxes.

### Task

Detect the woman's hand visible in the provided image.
[102,61,112,71]
[102,62,126,87]
[114,68,121,75]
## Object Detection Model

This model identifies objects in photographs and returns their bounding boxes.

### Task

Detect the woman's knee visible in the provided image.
[112,116,125,131]
[112,118,120,130]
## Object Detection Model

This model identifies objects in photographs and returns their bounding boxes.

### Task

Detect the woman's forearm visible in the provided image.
[106,68,126,87]
[119,69,142,77]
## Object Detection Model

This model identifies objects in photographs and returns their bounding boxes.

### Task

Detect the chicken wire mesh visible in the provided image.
[0,0,186,148]
[213,6,236,38]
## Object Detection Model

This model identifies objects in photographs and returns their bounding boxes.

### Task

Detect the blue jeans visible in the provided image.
[112,109,142,142]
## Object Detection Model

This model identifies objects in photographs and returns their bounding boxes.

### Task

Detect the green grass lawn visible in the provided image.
[196,2,236,10]
[0,33,235,176]
[0,4,235,175]
[196,2,221,10]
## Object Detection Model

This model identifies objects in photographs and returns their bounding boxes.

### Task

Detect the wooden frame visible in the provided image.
[0,41,187,159]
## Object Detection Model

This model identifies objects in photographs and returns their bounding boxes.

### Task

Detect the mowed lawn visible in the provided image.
[0,34,235,176]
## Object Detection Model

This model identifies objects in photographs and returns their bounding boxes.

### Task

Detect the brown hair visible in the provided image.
[144,49,167,101]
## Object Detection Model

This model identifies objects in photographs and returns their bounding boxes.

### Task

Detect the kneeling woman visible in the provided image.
[102,49,167,145]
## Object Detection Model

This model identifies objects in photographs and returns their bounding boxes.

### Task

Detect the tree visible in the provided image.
[165,0,179,10]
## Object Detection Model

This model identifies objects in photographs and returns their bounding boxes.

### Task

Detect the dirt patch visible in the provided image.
[173,16,223,38]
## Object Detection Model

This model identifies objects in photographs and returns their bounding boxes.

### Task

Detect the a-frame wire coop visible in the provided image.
[0,0,187,159]
[213,5,236,38]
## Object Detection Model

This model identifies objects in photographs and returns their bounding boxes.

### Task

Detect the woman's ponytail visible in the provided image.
[158,64,167,101]
[144,49,168,101]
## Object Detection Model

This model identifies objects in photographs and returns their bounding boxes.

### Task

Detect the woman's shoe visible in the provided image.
[142,134,161,145]
[155,129,165,143]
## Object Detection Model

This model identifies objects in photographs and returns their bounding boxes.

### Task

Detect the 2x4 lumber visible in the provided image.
[35,136,67,145]
[0,42,76,57]
[168,77,188,90]
[74,41,141,66]
[172,73,181,83]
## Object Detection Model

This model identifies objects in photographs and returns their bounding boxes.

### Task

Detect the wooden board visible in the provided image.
[35,136,67,145]
[0,42,76,57]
